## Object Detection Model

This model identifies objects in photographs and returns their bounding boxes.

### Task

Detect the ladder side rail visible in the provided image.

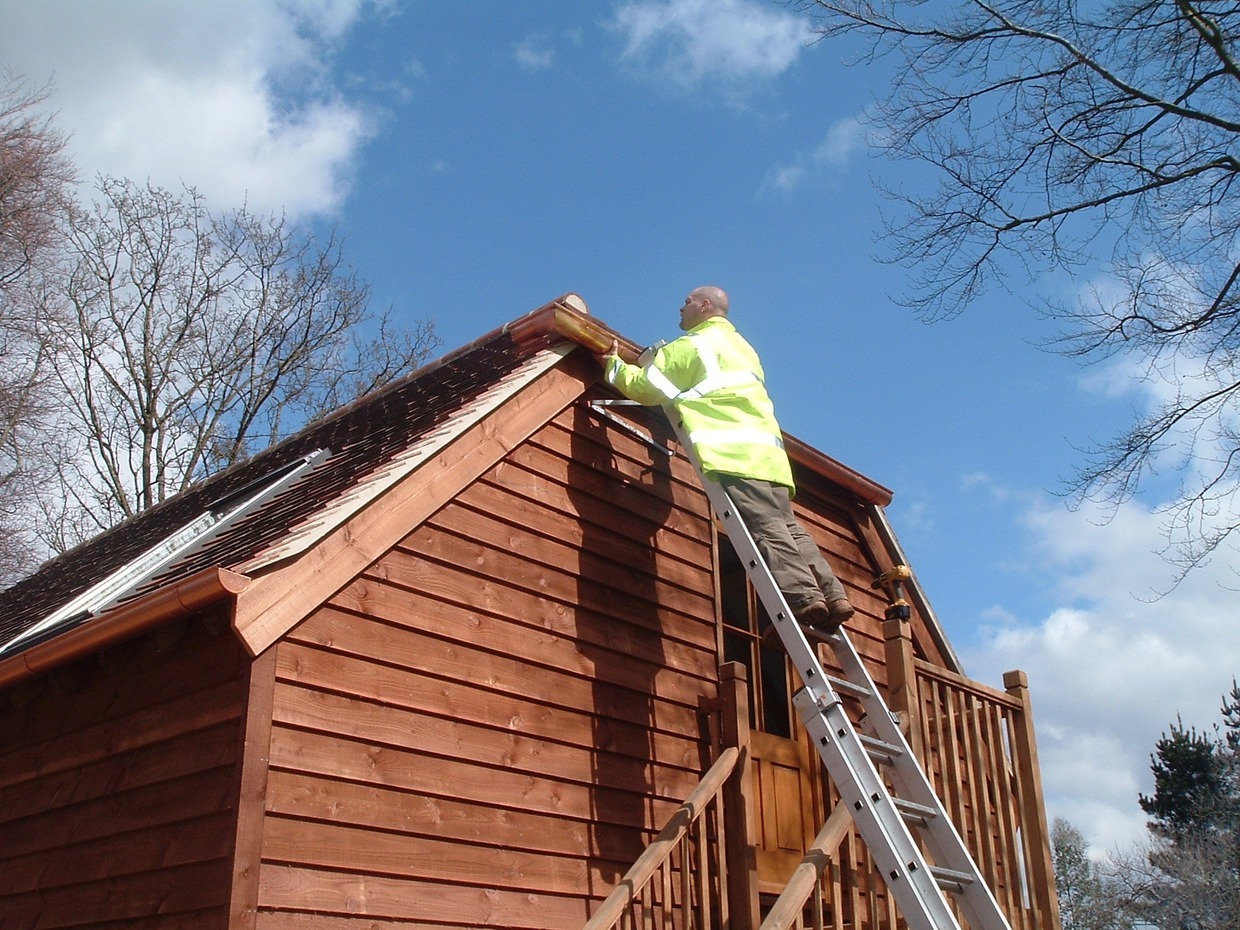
[831,631,983,861]
[703,473,965,930]
[829,624,1015,930]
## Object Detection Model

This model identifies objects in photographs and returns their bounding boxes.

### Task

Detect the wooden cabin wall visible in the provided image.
[793,475,950,675]
[253,393,723,930]
[0,609,250,929]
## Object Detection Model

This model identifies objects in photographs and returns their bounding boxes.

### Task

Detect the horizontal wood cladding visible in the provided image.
[258,402,719,928]
[257,865,592,930]
[0,614,247,928]
[267,726,678,836]
[271,649,702,787]
[254,912,580,930]
[280,618,703,754]
[335,570,714,699]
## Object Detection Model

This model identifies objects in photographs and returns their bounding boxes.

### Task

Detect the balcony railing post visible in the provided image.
[721,661,760,930]
[1003,669,1062,930]
[883,615,922,759]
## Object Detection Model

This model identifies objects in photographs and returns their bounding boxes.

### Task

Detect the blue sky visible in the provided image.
[4,0,1236,856]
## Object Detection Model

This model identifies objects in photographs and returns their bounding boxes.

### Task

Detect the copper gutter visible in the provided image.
[506,293,639,360]
[787,439,892,507]
[510,294,894,507]
[0,567,251,689]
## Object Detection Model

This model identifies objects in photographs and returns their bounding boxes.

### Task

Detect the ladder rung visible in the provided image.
[799,624,841,644]
[826,674,871,699]
[892,797,938,828]
[931,866,976,893]
[858,733,903,766]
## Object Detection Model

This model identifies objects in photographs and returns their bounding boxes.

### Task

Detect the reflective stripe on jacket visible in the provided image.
[604,317,795,489]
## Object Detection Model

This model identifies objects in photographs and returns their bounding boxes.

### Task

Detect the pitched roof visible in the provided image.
[0,298,581,653]
[0,294,930,676]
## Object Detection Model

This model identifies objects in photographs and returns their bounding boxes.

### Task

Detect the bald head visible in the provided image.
[679,285,730,330]
[693,286,729,315]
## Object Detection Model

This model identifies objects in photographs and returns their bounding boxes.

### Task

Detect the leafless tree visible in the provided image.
[801,0,1240,576]
[40,177,439,550]
[0,71,73,293]
[0,71,74,583]
[1104,813,1240,929]
[1052,818,1138,930]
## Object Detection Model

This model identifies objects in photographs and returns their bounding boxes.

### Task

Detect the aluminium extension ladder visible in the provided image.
[668,418,1013,930]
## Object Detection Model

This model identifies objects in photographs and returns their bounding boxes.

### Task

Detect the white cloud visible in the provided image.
[1069,268,1240,557]
[609,0,813,95]
[0,0,382,218]
[515,34,557,72]
[813,116,866,167]
[958,492,1240,853]
[763,115,867,193]
[958,262,1240,853]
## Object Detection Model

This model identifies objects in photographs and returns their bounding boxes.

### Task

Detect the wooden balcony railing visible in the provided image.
[583,746,740,930]
[757,619,1061,930]
[589,635,1059,930]
[909,661,1059,930]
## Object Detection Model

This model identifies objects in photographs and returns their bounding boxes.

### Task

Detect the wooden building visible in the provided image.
[0,295,1060,930]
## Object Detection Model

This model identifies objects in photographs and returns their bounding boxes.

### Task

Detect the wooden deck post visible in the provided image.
[721,661,760,930]
[883,616,922,759]
[1003,670,1063,930]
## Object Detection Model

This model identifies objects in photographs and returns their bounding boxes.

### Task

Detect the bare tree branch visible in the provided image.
[803,0,1240,575]
[36,178,441,547]
[0,72,441,575]
[0,71,74,584]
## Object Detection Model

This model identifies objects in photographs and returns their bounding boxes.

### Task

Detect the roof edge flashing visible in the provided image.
[505,293,643,361]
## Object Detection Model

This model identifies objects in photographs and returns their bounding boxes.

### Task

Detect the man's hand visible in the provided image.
[594,339,618,365]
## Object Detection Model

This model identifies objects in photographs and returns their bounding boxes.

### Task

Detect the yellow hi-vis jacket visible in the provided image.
[604,316,796,489]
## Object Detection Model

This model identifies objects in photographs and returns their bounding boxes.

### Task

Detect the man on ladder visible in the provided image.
[595,286,1016,930]
[597,284,854,635]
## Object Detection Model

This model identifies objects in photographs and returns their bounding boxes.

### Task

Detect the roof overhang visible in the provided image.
[0,567,250,690]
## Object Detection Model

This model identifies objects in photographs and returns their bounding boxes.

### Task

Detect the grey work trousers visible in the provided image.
[717,474,847,614]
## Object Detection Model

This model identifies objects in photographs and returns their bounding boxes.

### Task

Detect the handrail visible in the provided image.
[584,745,740,930]
[914,656,1022,707]
[759,803,852,930]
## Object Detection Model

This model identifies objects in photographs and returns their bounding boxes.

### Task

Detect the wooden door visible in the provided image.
[751,729,820,888]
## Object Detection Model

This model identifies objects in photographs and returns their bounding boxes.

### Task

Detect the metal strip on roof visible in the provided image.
[0,451,330,659]
[235,343,574,574]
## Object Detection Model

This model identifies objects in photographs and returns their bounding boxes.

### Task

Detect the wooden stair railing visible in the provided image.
[759,804,852,930]
[584,746,741,930]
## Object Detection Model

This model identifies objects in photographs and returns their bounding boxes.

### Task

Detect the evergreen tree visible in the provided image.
[1139,718,1227,839]
[1127,686,1240,928]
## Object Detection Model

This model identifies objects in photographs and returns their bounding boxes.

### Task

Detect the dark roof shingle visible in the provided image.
[0,327,549,647]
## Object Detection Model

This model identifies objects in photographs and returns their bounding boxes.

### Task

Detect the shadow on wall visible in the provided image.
[567,395,676,892]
